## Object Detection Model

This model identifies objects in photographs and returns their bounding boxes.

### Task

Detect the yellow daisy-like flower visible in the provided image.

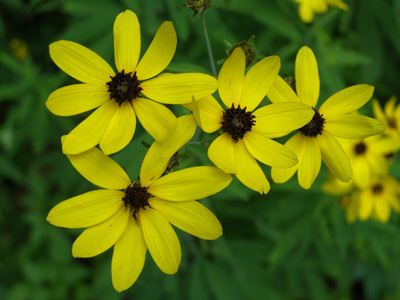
[47,115,232,292]
[193,48,315,194]
[373,96,400,137]
[341,135,400,189]
[46,10,217,155]
[345,177,400,223]
[295,0,348,23]
[269,46,385,189]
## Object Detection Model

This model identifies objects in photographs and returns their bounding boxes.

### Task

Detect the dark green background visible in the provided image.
[1,0,400,299]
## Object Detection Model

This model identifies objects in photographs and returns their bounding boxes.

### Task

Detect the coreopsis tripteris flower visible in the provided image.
[295,0,348,23]
[344,177,400,223]
[340,135,400,188]
[373,96,400,137]
[47,115,232,292]
[192,48,315,194]
[46,10,217,155]
[268,46,385,189]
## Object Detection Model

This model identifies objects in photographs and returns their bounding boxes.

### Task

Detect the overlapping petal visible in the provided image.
[114,10,141,73]
[148,166,232,201]
[67,147,131,190]
[267,75,301,104]
[141,73,218,104]
[139,208,181,274]
[253,102,314,138]
[100,102,136,155]
[150,198,222,240]
[135,21,177,80]
[46,84,110,116]
[244,131,298,168]
[295,46,320,107]
[112,217,147,292]
[140,115,196,187]
[47,190,124,228]
[319,85,374,118]
[234,140,270,194]
[240,56,281,111]
[62,100,118,155]
[50,40,115,84]
[192,95,223,133]
[72,205,129,258]
[208,133,237,174]
[218,48,245,108]
[298,137,321,189]
[358,193,374,220]
[324,115,384,139]
[132,98,177,141]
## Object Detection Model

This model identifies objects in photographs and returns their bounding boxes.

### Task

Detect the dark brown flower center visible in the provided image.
[106,70,142,105]
[388,118,397,129]
[123,182,150,219]
[372,183,383,195]
[298,109,325,137]
[221,104,255,142]
[354,142,367,155]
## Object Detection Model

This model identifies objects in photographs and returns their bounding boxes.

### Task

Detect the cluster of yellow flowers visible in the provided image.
[323,96,400,223]
[46,9,386,292]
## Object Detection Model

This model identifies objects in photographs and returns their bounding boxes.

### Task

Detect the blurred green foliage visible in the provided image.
[1,0,400,299]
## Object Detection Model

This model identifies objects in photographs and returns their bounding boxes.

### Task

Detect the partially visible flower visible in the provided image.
[346,177,400,223]
[193,48,315,194]
[9,38,28,60]
[47,10,217,155]
[227,38,256,68]
[294,0,348,23]
[47,115,232,292]
[183,0,216,16]
[340,135,400,188]
[269,46,384,189]
[373,96,400,137]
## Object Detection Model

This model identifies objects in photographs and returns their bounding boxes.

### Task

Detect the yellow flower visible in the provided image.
[295,0,348,23]
[269,46,384,189]
[373,96,400,137]
[47,115,232,292]
[192,48,315,194]
[340,135,400,189]
[346,177,400,223]
[46,10,217,155]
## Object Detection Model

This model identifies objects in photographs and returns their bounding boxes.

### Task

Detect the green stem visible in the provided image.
[202,13,217,77]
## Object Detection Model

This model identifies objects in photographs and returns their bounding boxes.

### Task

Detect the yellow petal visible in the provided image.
[140,115,196,187]
[135,21,176,80]
[372,99,387,126]
[352,157,371,189]
[218,47,245,108]
[192,95,223,133]
[72,205,129,258]
[384,96,397,117]
[112,216,147,292]
[67,147,131,189]
[319,85,374,118]
[46,84,110,116]
[324,115,385,139]
[374,200,391,223]
[318,132,352,182]
[148,166,232,201]
[297,136,321,189]
[244,131,298,168]
[234,140,270,194]
[47,190,124,228]
[100,102,136,155]
[253,102,314,138]
[132,98,177,141]
[150,198,222,240]
[208,133,237,174]
[373,136,400,153]
[240,55,281,111]
[267,75,301,104]
[295,46,320,107]
[358,192,374,221]
[141,73,218,104]
[50,40,115,84]
[139,208,181,274]
[114,10,141,73]
[271,133,305,184]
[298,3,314,23]
[62,100,118,155]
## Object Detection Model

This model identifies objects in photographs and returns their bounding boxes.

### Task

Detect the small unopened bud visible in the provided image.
[183,0,216,16]
[166,152,181,173]
[227,39,256,67]
[284,76,296,93]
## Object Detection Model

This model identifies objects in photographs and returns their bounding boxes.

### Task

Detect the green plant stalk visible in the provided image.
[202,13,217,78]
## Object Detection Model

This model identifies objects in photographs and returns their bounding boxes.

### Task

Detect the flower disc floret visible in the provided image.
[298,109,325,137]
[354,142,367,155]
[372,183,383,194]
[221,104,255,142]
[122,182,150,219]
[106,70,142,105]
